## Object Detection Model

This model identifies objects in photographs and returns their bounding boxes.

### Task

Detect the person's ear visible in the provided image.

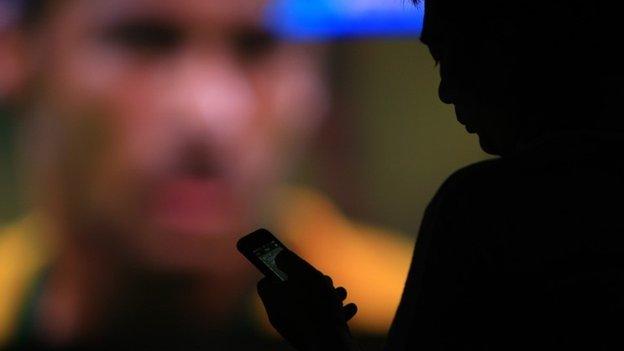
[0,29,30,102]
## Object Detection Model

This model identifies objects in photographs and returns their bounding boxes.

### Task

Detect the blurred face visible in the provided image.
[5,0,327,273]
[421,1,517,155]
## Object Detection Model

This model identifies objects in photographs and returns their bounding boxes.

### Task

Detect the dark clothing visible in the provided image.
[387,131,624,350]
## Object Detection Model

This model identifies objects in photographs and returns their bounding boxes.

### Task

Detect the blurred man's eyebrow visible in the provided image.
[236,24,274,36]
[92,10,179,32]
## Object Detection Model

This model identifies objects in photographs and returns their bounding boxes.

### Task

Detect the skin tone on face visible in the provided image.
[6,0,327,272]
[0,0,328,344]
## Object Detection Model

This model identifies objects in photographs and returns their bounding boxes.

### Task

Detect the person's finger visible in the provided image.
[343,303,358,321]
[336,287,347,301]
[324,275,333,285]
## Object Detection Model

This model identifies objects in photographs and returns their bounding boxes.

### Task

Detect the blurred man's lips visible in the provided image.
[149,179,231,236]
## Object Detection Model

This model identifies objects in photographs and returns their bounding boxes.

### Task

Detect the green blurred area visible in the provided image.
[0,106,21,223]
[0,40,488,236]
[298,40,489,236]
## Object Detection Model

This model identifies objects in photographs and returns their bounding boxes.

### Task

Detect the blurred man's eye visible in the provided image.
[233,28,278,63]
[101,20,183,54]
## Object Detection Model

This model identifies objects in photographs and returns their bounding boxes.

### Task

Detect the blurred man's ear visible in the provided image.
[0,28,30,103]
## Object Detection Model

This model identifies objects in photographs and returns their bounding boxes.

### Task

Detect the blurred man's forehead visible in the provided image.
[60,0,269,28]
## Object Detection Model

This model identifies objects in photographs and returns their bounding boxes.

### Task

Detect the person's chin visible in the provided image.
[135,224,241,274]
[477,134,502,155]
[127,209,243,272]
[478,133,517,156]
[153,214,230,239]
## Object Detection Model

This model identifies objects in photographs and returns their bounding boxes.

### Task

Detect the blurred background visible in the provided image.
[0,0,488,238]
[0,41,489,238]
[0,0,488,350]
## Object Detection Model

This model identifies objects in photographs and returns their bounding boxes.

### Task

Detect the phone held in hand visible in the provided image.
[237,228,290,282]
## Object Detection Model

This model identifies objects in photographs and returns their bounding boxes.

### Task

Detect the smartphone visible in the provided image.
[237,228,290,282]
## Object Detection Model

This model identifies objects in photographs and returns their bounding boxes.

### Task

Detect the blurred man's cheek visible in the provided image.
[245,46,328,177]
[29,67,145,221]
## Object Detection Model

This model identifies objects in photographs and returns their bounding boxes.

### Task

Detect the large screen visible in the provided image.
[264,0,424,40]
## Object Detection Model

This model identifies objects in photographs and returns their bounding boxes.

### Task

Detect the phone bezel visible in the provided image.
[237,228,289,281]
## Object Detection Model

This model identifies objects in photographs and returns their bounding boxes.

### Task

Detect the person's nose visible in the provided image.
[438,61,459,105]
[166,50,256,141]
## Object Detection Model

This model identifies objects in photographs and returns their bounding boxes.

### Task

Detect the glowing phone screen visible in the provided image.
[253,240,289,281]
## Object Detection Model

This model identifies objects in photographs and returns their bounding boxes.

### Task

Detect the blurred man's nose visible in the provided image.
[166,49,256,140]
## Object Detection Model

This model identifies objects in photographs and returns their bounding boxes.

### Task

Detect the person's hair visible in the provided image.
[14,0,51,27]
[420,0,624,134]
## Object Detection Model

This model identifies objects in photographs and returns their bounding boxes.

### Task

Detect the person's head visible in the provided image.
[420,0,624,155]
[0,0,328,274]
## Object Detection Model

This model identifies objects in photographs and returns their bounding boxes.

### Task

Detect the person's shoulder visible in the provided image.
[420,158,515,240]
[449,157,508,181]
[435,158,508,200]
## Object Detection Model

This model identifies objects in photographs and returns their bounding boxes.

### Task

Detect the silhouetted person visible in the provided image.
[257,0,624,349]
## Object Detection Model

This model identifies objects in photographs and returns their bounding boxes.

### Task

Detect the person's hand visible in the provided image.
[257,250,359,351]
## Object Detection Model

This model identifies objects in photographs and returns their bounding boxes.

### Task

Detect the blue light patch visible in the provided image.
[264,0,424,41]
